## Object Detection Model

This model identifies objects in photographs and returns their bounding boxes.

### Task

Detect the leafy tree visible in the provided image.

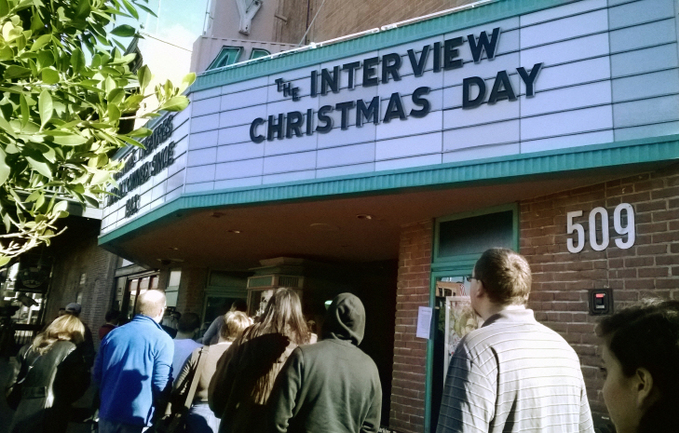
[0,0,194,265]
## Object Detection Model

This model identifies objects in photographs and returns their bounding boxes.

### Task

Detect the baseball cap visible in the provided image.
[65,302,82,314]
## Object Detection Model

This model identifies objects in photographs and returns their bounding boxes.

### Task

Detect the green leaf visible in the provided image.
[0,256,10,267]
[51,133,88,146]
[71,47,85,74]
[19,93,29,129]
[38,89,52,130]
[118,135,144,148]
[108,104,120,123]
[0,46,14,60]
[41,67,59,84]
[26,156,52,178]
[91,169,111,185]
[121,0,139,19]
[104,76,116,94]
[75,0,91,19]
[0,111,14,134]
[182,72,197,88]
[0,147,10,187]
[37,51,55,69]
[30,34,52,52]
[107,87,125,105]
[53,201,68,213]
[25,190,41,203]
[111,24,136,37]
[159,96,189,112]
[4,65,31,79]
[137,65,151,91]
[127,127,152,137]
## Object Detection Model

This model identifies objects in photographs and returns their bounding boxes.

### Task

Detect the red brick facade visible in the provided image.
[390,163,679,432]
[47,218,118,347]
[391,220,432,433]
[276,0,476,44]
[522,163,679,415]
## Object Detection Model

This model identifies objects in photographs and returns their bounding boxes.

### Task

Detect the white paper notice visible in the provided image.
[416,306,433,339]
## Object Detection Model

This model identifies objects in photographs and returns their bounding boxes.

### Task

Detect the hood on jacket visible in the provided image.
[322,293,366,346]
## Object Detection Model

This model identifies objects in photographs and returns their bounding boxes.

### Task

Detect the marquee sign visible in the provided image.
[249,28,543,143]
[107,115,176,217]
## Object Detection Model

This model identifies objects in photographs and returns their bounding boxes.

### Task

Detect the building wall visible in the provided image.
[176,266,209,315]
[48,218,118,347]
[392,220,432,433]
[522,162,679,417]
[277,0,477,44]
[391,163,679,432]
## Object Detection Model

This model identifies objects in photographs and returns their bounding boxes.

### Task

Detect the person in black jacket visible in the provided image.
[267,292,382,433]
[7,314,90,433]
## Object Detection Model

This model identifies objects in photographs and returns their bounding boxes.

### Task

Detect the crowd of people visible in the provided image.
[4,248,679,433]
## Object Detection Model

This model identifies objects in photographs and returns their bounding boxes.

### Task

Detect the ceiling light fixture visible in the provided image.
[356,214,374,220]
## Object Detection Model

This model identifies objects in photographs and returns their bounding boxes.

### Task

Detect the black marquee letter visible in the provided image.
[462,76,486,108]
[250,118,265,143]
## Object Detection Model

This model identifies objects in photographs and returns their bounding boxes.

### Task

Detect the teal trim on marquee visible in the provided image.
[99,134,679,245]
[190,0,575,92]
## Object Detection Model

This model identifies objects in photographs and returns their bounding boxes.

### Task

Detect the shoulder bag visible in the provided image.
[153,347,208,433]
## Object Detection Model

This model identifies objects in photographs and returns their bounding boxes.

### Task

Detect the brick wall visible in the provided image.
[47,217,119,347]
[521,162,679,416]
[176,266,208,315]
[391,220,432,433]
[276,0,476,44]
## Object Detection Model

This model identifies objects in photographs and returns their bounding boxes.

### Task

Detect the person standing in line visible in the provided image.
[98,310,120,340]
[597,299,679,433]
[268,292,382,433]
[173,311,251,433]
[64,302,96,368]
[171,312,203,383]
[200,300,248,345]
[437,248,594,433]
[208,288,309,433]
[93,290,173,433]
[8,314,90,433]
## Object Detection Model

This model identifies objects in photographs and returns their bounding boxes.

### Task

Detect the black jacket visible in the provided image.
[8,340,89,433]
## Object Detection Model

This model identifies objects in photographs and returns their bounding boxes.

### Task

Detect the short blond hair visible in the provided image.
[221,311,250,341]
[32,314,85,354]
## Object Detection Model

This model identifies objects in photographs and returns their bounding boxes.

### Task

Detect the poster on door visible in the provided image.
[443,296,480,379]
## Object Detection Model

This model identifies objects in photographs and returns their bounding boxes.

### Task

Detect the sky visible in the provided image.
[139,0,211,49]
[128,0,211,50]
[116,0,211,118]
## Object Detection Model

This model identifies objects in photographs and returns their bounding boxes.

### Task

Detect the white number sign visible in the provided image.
[566,203,635,253]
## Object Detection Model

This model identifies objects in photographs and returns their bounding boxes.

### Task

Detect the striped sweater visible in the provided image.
[437,309,594,433]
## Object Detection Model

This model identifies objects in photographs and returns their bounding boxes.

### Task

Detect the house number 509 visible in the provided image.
[566,203,635,253]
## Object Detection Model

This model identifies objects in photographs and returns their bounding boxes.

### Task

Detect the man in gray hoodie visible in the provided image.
[268,293,382,433]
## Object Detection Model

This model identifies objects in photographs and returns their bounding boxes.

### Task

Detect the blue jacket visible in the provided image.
[93,314,174,426]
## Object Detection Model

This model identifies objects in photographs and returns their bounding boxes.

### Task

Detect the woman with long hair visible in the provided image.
[208,288,309,433]
[7,313,90,433]
[596,299,679,433]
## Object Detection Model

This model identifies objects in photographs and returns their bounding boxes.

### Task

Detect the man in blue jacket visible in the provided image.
[93,290,174,433]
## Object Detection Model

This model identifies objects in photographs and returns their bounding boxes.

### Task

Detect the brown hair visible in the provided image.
[474,248,531,305]
[32,314,85,355]
[237,287,309,404]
